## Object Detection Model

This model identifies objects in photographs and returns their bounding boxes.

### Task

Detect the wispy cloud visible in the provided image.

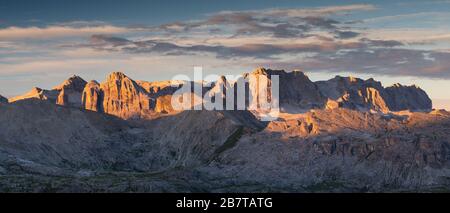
[299,48,450,79]
[76,33,404,60]
[235,4,377,17]
[0,25,129,40]
[364,28,450,44]
[157,4,374,39]
[3,2,450,85]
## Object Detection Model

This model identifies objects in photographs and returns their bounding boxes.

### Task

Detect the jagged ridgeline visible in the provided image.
[4,68,432,120]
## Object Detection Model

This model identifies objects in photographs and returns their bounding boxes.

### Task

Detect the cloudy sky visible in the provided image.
[1,0,450,109]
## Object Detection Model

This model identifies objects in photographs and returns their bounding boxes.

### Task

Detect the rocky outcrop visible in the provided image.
[8,87,59,103]
[137,80,180,95]
[245,68,326,112]
[82,75,186,118]
[316,76,387,112]
[325,99,339,110]
[8,75,86,107]
[82,80,102,111]
[137,80,183,113]
[154,95,174,113]
[81,72,153,119]
[316,76,432,112]
[385,83,432,111]
[362,87,390,112]
[53,75,87,91]
[55,75,87,107]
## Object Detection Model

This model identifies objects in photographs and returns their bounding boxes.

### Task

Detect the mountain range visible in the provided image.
[0,68,449,192]
[4,68,433,119]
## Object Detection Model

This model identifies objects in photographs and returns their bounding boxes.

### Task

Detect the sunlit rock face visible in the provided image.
[90,72,153,119]
[137,80,182,114]
[82,80,102,112]
[8,87,59,103]
[245,68,327,112]
[316,76,432,113]
[55,75,87,107]
[316,76,388,112]
[8,75,87,108]
[80,73,188,118]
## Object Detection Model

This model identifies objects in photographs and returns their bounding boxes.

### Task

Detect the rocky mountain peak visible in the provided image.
[251,67,269,75]
[106,72,128,83]
[31,87,43,93]
[54,75,87,107]
[97,71,152,119]
[317,75,431,112]
[250,68,308,78]
[207,75,231,98]
[333,75,364,84]
[82,80,102,112]
[246,68,326,111]
[53,75,87,91]
[101,71,143,96]
[249,68,311,79]
[385,84,432,111]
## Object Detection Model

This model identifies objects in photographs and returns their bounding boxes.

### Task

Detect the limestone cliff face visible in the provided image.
[245,68,326,111]
[316,76,431,112]
[55,75,87,107]
[80,74,185,118]
[153,95,174,113]
[81,72,153,119]
[82,80,102,112]
[137,80,179,95]
[0,95,8,103]
[361,87,390,113]
[316,76,387,112]
[137,80,182,113]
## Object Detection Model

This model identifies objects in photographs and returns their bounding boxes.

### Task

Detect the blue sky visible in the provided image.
[1,0,450,109]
